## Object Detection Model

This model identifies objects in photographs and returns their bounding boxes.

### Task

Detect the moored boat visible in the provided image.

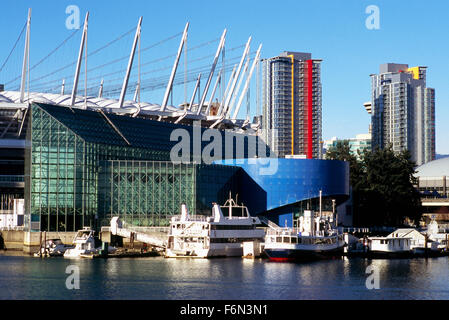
[34,238,74,257]
[165,196,265,258]
[264,210,345,262]
[64,227,116,258]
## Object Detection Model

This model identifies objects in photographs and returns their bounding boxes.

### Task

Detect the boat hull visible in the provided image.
[265,246,344,262]
[165,243,247,258]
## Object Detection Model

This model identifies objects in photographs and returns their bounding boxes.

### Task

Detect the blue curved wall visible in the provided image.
[214,158,350,226]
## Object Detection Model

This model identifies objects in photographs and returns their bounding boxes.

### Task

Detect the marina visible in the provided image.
[0,2,448,304]
[17,207,449,261]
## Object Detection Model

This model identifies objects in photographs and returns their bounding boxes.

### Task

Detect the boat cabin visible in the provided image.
[369,237,411,252]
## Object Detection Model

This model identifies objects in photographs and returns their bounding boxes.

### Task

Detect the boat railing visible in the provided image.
[266,227,301,236]
[266,228,342,238]
[171,215,209,222]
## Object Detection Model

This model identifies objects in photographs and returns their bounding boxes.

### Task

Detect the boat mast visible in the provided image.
[319,189,322,218]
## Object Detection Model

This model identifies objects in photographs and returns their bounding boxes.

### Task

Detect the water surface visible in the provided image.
[1,254,448,299]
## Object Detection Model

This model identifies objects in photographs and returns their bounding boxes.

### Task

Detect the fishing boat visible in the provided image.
[264,210,345,262]
[165,196,265,258]
[63,227,116,258]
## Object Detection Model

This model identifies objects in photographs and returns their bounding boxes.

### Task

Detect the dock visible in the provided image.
[79,248,162,259]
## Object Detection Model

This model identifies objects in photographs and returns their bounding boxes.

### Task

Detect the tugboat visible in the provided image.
[264,210,345,262]
[165,195,265,258]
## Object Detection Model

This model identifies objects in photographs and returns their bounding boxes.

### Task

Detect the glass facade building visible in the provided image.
[98,160,241,227]
[25,103,264,232]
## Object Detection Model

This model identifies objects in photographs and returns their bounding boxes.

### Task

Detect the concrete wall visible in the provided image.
[1,230,160,254]
[23,231,77,254]
[0,230,24,250]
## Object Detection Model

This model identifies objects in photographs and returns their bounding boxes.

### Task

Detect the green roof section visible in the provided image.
[33,102,198,151]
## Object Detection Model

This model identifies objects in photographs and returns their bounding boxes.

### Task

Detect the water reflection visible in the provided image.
[1,255,449,299]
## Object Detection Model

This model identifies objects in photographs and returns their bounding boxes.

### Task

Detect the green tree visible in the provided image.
[326,143,422,227]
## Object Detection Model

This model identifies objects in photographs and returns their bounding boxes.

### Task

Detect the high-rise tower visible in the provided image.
[262,52,322,158]
[370,63,435,165]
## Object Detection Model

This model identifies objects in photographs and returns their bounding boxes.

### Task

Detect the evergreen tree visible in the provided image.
[326,143,422,226]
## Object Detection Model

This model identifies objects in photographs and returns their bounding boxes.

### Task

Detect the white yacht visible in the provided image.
[165,197,265,258]
[264,210,345,262]
[34,238,74,257]
[64,227,115,258]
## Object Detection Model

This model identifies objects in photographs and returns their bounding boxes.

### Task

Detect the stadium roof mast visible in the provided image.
[204,69,222,116]
[159,22,189,113]
[118,16,142,109]
[216,64,237,116]
[70,12,89,107]
[174,73,201,124]
[232,44,262,119]
[218,36,251,117]
[19,8,31,103]
[196,29,227,115]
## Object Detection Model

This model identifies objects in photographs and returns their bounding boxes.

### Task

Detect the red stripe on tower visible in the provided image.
[306,59,313,159]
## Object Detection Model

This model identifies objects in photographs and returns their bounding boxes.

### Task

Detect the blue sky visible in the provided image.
[1,0,448,154]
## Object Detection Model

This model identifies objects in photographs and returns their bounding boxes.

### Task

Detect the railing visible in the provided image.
[171,215,209,222]
[266,227,340,238]
[266,227,300,236]
[258,216,280,230]
[0,226,24,231]
[0,175,24,182]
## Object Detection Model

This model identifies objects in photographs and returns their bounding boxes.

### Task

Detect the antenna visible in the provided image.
[60,79,65,95]
[98,79,104,98]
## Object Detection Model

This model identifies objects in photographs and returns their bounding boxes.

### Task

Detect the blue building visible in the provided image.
[215,158,350,227]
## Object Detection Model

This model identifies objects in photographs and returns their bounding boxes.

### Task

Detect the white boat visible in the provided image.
[64,227,116,258]
[264,210,345,262]
[34,238,74,257]
[165,197,265,258]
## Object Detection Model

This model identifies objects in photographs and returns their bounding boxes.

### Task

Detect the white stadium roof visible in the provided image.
[415,157,449,177]
[0,90,257,132]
